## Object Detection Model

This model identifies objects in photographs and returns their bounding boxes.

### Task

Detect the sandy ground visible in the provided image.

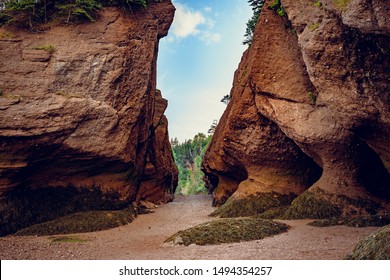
[0,195,380,260]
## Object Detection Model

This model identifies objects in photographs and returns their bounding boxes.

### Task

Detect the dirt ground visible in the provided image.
[0,195,380,260]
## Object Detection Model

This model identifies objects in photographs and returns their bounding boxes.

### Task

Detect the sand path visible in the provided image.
[0,195,379,260]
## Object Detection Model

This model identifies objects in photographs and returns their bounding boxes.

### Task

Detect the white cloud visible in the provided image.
[171,4,205,38]
[204,6,212,13]
[200,31,222,44]
[170,3,222,44]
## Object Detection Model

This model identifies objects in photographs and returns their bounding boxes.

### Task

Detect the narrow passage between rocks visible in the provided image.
[0,195,380,260]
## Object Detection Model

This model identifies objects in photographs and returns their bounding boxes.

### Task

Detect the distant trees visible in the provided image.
[171,133,212,195]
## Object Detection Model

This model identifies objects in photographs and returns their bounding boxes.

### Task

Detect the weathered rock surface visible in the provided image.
[202,0,389,218]
[0,2,178,236]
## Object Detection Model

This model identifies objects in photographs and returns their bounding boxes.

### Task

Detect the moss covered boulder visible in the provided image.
[210,192,296,218]
[345,225,390,260]
[283,188,383,219]
[15,207,136,236]
[165,217,289,246]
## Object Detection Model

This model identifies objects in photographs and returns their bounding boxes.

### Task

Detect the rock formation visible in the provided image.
[0,1,178,236]
[202,0,389,218]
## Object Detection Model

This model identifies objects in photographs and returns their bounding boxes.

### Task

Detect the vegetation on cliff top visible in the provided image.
[165,217,289,246]
[243,0,286,45]
[0,0,151,28]
[243,0,264,46]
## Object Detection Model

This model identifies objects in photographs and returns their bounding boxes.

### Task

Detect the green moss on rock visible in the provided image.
[345,225,390,260]
[308,214,390,228]
[15,207,136,236]
[284,189,342,219]
[256,206,290,219]
[165,217,289,246]
[210,192,296,218]
[0,185,128,236]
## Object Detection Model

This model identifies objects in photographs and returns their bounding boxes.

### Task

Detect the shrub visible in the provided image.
[312,1,322,8]
[307,91,317,104]
[33,45,55,53]
[0,0,150,28]
[333,0,352,10]
[308,23,320,31]
[269,0,286,17]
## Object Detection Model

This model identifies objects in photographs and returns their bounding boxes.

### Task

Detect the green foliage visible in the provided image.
[243,0,265,46]
[333,0,352,10]
[269,0,286,17]
[1,0,149,28]
[33,44,55,53]
[6,0,36,12]
[171,133,211,195]
[56,0,102,23]
[307,91,317,104]
[165,217,289,246]
[5,0,36,27]
[308,22,320,31]
[312,1,322,8]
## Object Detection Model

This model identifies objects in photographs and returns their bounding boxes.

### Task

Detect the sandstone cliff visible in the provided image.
[0,2,178,236]
[203,0,389,218]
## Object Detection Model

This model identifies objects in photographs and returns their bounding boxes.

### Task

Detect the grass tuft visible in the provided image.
[33,45,55,53]
[333,0,352,10]
[308,23,320,31]
[165,217,289,246]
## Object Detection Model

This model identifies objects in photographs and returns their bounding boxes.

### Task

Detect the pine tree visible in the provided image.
[243,0,265,46]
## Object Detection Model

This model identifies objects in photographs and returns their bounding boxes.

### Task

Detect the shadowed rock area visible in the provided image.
[0,1,178,236]
[202,0,390,218]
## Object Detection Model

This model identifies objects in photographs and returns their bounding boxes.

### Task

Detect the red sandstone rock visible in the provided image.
[0,2,178,236]
[202,0,389,217]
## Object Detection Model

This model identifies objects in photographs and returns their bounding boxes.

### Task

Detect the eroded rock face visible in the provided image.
[0,2,178,236]
[202,0,389,218]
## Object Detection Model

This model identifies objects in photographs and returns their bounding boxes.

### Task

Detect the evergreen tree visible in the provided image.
[243,0,265,46]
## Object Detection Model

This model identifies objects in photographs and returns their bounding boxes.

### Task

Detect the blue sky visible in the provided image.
[157,0,251,142]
